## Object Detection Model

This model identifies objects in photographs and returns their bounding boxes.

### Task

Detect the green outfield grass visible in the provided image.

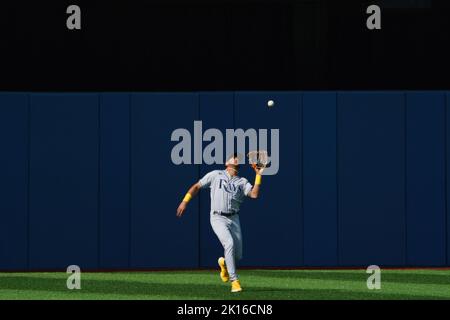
[0,269,449,300]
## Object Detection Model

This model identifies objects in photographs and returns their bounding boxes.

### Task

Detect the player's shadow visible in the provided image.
[0,275,444,300]
[251,270,450,286]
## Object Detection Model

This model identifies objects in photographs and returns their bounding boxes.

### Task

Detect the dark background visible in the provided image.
[0,0,448,91]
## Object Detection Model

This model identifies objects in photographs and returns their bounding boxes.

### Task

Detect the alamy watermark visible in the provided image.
[66,265,81,290]
[366,265,381,290]
[170,121,280,175]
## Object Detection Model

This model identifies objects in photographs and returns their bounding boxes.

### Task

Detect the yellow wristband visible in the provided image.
[255,174,262,185]
[183,193,192,203]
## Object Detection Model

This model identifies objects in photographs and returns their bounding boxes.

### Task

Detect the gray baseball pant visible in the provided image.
[210,213,243,281]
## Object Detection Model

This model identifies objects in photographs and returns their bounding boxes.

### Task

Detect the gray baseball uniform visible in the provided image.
[199,170,253,281]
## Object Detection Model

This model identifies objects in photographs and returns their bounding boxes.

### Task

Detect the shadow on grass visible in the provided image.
[0,276,445,300]
[250,270,450,286]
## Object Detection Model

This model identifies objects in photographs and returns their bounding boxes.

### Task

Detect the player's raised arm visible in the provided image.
[247,167,263,199]
[176,182,201,217]
[246,150,267,199]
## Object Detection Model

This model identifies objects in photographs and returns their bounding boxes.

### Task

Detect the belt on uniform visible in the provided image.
[213,211,238,217]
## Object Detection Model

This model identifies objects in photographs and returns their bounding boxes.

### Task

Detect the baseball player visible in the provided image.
[176,154,263,293]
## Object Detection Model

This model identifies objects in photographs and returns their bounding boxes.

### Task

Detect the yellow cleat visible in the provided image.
[218,257,229,282]
[231,280,242,293]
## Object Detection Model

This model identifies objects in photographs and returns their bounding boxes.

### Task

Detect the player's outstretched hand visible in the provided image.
[176,202,187,217]
[253,166,264,175]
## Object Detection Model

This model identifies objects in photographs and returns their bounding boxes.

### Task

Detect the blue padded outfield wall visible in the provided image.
[1,91,450,271]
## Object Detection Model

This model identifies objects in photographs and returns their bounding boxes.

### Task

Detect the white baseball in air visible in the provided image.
[267,100,274,107]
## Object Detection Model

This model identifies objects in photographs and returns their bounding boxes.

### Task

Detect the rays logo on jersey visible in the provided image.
[219,179,239,194]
